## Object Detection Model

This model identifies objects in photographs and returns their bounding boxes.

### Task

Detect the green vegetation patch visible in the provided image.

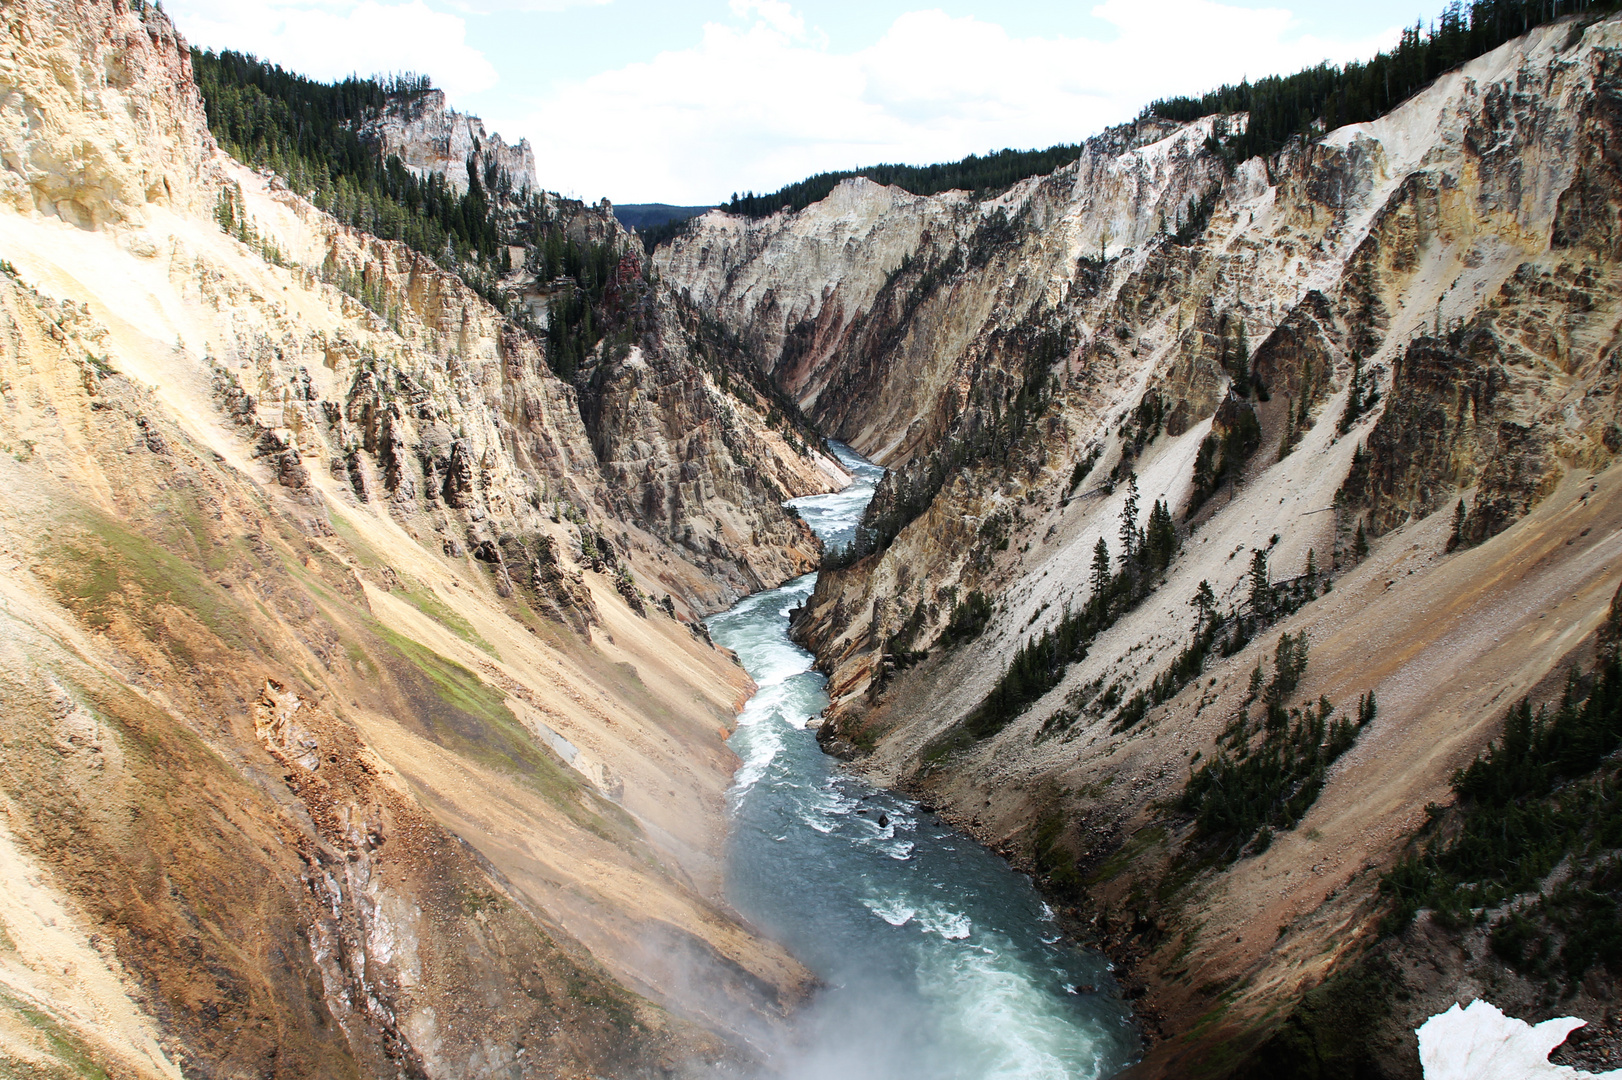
[393,580,497,657]
[927,474,1181,750]
[563,968,640,1034]
[178,504,245,575]
[1178,633,1372,861]
[191,49,635,349]
[1381,652,1622,986]
[1189,399,1261,516]
[325,513,495,652]
[0,990,113,1080]
[721,144,1086,220]
[324,509,385,571]
[1088,825,1168,886]
[1148,0,1617,165]
[1230,952,1403,1079]
[372,622,569,787]
[940,590,993,647]
[369,623,636,846]
[191,53,503,266]
[52,510,248,652]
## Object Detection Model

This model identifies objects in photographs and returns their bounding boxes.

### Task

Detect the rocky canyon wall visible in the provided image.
[0,2,837,1076]
[663,16,1622,1077]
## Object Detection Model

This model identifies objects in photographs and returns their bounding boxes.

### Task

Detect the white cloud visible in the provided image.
[164,0,1401,205]
[502,0,1399,204]
[166,0,499,98]
[728,0,808,40]
[439,0,611,12]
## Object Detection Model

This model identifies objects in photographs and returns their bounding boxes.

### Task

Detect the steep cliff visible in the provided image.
[662,15,1622,1076]
[0,0,225,226]
[571,288,842,606]
[361,88,537,194]
[656,117,1225,461]
[16,0,1622,1074]
[0,2,830,1076]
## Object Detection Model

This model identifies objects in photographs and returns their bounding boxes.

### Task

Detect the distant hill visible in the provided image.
[718,144,1085,220]
[612,203,714,230]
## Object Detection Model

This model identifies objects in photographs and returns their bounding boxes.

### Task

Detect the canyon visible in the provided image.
[659,15,1622,1076]
[2,0,1621,1078]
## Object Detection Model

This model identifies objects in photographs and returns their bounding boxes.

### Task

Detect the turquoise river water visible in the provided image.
[706,442,1138,1080]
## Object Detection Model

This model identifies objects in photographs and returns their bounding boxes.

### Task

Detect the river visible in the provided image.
[705,442,1138,1080]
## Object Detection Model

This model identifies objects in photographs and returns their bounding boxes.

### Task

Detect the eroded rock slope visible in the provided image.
[361,87,537,193]
[0,2,837,1076]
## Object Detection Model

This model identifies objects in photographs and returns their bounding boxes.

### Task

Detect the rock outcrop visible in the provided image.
[361,88,536,193]
[573,291,840,604]
[13,1,1622,1075]
[0,0,225,226]
[656,117,1229,460]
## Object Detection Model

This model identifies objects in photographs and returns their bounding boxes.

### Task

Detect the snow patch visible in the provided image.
[1418,1000,1622,1080]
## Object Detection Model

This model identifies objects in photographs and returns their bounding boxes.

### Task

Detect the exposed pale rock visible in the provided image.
[658,117,1230,458]
[657,177,966,411]
[668,16,1622,1077]
[0,0,223,227]
[361,88,536,193]
[0,2,827,1076]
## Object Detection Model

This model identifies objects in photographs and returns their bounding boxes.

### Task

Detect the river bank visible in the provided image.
[707,442,1138,1080]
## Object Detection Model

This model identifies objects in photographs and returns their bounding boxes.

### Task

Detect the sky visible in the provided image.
[163,0,1439,205]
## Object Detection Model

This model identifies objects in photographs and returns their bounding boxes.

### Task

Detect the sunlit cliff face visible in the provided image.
[0,2,843,1075]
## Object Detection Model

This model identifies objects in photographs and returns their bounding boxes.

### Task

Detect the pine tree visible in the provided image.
[1354,520,1369,560]
[1248,548,1271,616]
[1266,634,1293,707]
[1192,579,1217,632]
[1091,537,1112,606]
[1119,473,1141,566]
[1147,499,1176,571]
[1282,632,1308,693]
[1447,498,1467,552]
[1231,318,1252,397]
[1305,547,1317,580]
[1340,352,1367,433]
